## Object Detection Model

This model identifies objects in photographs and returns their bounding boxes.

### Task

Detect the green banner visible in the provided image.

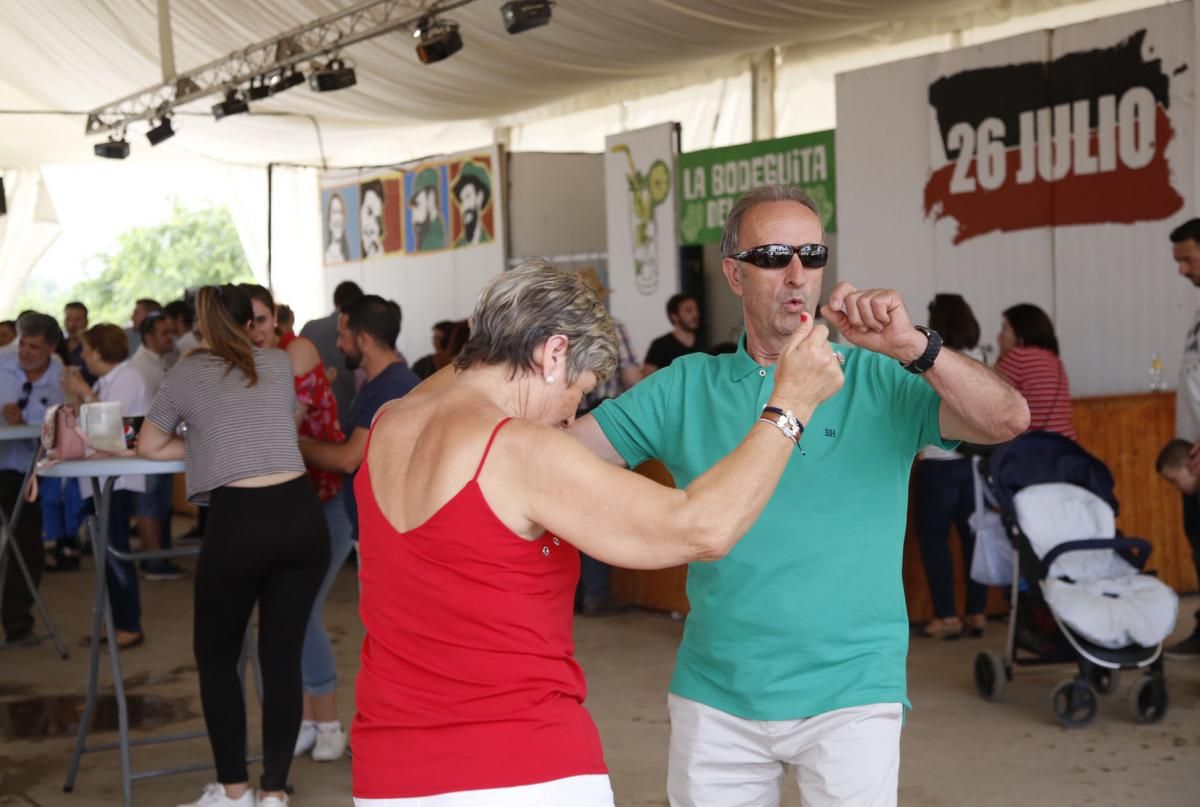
[678,130,836,245]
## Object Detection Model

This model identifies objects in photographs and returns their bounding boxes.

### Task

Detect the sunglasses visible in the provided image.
[730,243,829,270]
[16,380,32,410]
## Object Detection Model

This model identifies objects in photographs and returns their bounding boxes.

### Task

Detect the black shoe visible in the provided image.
[45,543,81,572]
[580,599,631,618]
[1165,631,1200,660]
[140,560,188,581]
[4,629,37,646]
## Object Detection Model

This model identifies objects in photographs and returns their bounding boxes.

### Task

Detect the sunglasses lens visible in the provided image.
[753,246,794,268]
[799,245,829,268]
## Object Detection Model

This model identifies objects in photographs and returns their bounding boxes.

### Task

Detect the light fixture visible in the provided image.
[501,0,554,34]
[309,58,357,92]
[415,20,462,65]
[146,116,175,146]
[94,135,130,159]
[268,68,305,95]
[247,75,270,100]
[212,89,250,120]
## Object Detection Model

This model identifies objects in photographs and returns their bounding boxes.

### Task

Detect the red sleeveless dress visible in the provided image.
[351,418,607,799]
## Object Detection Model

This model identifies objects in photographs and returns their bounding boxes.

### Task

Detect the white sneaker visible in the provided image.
[256,795,288,807]
[293,721,317,757]
[311,724,347,762]
[177,783,255,807]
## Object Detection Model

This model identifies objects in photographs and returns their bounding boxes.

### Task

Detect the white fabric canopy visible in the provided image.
[0,169,61,311]
[1,0,1113,168]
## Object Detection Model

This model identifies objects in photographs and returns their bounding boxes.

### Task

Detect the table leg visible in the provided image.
[0,449,69,658]
[63,512,108,793]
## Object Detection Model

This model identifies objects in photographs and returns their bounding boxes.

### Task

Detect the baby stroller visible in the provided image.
[971,431,1176,727]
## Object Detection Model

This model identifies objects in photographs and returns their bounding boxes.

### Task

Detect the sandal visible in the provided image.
[916,617,963,640]
[79,631,145,650]
[965,614,986,638]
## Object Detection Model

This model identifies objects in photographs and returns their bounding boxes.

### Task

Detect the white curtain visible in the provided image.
[219,164,270,284]
[0,169,60,312]
[266,165,325,331]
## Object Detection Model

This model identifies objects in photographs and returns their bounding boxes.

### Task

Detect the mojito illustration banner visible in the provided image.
[604,122,681,363]
[678,130,836,245]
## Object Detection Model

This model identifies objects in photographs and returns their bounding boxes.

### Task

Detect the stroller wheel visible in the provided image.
[973,651,1007,701]
[1092,668,1120,696]
[1128,675,1168,724]
[1050,678,1098,728]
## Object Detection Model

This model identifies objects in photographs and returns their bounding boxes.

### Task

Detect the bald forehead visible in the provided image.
[737,201,824,249]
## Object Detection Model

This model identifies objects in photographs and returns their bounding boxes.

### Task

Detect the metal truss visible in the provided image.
[85,0,477,135]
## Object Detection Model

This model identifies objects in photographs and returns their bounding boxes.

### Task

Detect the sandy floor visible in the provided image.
[0,550,1195,807]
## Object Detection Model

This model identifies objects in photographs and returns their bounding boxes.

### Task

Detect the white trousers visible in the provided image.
[667,694,903,807]
[354,774,614,806]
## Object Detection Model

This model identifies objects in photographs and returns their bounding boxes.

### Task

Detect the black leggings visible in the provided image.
[194,476,329,792]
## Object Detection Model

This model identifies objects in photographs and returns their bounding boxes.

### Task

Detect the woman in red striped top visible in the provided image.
[995,304,1077,440]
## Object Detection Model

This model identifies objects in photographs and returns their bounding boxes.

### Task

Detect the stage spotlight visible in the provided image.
[269,68,305,95]
[247,75,270,100]
[501,0,554,34]
[310,58,357,92]
[146,116,175,146]
[212,90,250,120]
[415,21,462,65]
[94,136,130,159]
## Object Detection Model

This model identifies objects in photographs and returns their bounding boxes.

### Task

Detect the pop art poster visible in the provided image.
[321,186,360,264]
[449,156,494,249]
[403,164,451,254]
[357,175,404,258]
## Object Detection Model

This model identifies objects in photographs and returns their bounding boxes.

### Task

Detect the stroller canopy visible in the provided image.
[983,432,1118,517]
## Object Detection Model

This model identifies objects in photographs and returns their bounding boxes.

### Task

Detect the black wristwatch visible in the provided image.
[900,325,942,375]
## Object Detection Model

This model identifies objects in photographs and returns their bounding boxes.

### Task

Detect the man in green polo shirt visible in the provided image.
[572,184,1029,806]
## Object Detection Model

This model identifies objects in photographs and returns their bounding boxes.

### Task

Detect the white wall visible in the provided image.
[507,152,606,257]
[836,2,1197,395]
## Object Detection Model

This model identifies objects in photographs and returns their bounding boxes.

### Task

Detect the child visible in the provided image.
[1156,438,1200,659]
[1156,438,1198,495]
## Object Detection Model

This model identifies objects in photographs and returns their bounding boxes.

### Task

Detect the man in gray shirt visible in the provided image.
[300,281,363,435]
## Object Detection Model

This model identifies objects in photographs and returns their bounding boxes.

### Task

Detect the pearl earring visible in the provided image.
[545,375,555,384]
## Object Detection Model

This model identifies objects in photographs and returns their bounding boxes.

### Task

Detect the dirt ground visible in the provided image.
[1,548,1195,807]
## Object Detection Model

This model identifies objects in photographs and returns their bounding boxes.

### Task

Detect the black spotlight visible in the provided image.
[415,22,462,64]
[501,0,554,34]
[310,59,357,92]
[247,75,270,100]
[146,116,175,146]
[94,136,130,159]
[269,68,305,95]
[212,90,250,120]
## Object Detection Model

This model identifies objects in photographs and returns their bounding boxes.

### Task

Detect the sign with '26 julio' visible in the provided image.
[923,30,1182,243]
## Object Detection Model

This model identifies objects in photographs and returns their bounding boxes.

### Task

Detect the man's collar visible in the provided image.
[729,333,768,381]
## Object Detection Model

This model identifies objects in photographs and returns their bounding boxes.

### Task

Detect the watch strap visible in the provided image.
[901,325,942,375]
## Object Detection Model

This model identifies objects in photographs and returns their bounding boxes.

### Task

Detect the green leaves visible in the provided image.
[13,200,254,324]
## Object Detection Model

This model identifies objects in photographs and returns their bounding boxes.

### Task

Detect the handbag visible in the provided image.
[968,456,1014,586]
[42,404,88,461]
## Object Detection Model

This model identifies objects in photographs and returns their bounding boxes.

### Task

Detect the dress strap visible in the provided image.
[472,417,513,481]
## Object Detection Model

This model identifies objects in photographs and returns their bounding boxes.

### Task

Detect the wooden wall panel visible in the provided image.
[611,392,1197,621]
[1071,392,1196,593]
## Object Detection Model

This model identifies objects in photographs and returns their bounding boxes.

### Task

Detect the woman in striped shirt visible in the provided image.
[138,285,330,807]
[995,303,1077,440]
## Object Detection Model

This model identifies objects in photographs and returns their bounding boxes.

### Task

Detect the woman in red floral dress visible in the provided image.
[243,284,354,763]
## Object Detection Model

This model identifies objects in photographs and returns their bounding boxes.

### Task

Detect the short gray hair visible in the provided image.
[455,259,618,384]
[16,312,61,347]
[719,185,823,258]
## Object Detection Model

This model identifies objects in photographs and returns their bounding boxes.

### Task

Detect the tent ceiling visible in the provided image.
[2,0,1091,165]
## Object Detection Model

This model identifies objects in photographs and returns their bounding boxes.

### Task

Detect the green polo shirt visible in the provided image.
[592,335,953,720]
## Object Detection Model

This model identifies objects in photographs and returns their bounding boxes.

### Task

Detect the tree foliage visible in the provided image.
[12,201,254,324]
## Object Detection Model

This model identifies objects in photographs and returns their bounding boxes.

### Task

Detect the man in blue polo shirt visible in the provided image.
[299,294,419,533]
[1,313,65,643]
[573,185,1029,806]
